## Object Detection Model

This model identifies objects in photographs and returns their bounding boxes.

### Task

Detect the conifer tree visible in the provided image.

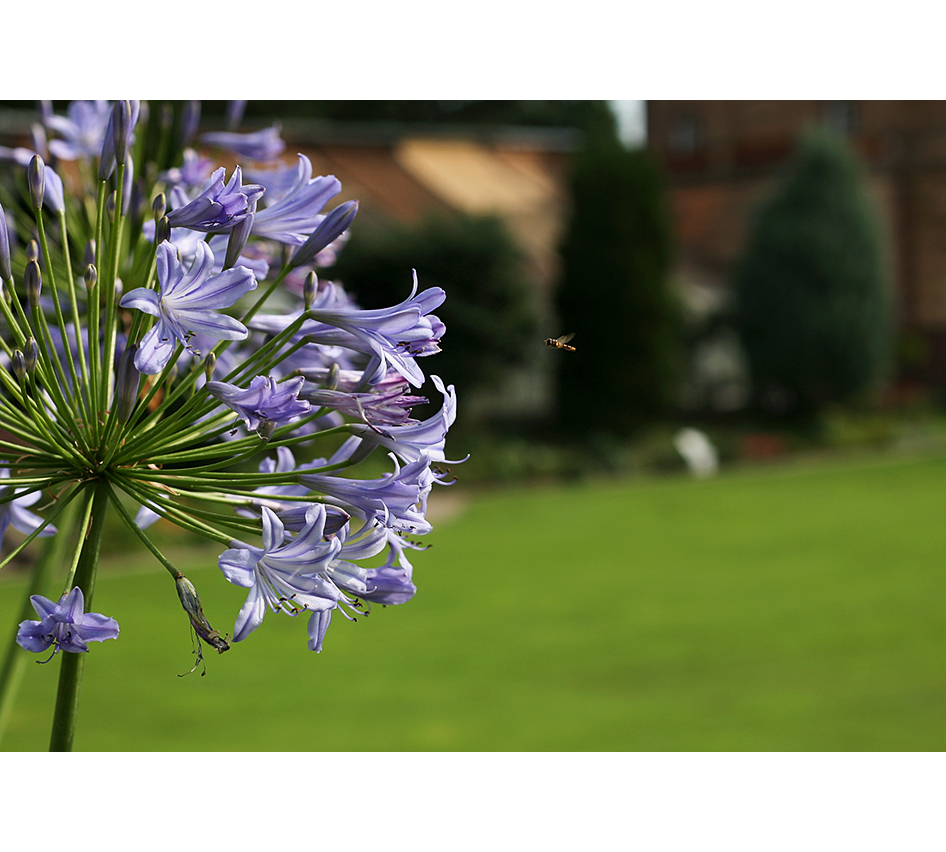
[734,129,892,417]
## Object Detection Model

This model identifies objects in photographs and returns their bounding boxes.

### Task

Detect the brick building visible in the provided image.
[646,100,946,395]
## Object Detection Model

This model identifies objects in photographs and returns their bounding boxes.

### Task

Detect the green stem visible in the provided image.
[0,497,81,748]
[48,477,109,752]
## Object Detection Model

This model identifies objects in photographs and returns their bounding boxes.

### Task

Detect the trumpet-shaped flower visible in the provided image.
[348,375,457,461]
[253,275,445,387]
[300,454,434,534]
[166,166,264,233]
[120,241,257,374]
[205,375,310,431]
[218,505,344,643]
[17,587,119,656]
[250,155,342,245]
[303,383,427,427]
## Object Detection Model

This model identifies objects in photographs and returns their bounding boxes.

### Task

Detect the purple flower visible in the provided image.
[300,454,435,534]
[363,565,417,606]
[120,241,257,375]
[305,272,445,387]
[200,125,286,161]
[16,587,119,656]
[250,155,342,245]
[348,375,457,461]
[45,100,112,160]
[206,375,311,431]
[303,383,428,427]
[166,166,265,233]
[218,505,344,643]
[0,469,57,541]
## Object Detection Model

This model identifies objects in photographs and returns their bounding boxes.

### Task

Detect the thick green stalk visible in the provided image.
[0,498,81,747]
[48,477,109,752]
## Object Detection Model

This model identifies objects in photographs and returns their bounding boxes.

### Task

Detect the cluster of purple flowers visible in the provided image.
[0,101,460,667]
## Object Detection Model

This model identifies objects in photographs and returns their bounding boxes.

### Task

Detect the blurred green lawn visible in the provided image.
[2,451,946,751]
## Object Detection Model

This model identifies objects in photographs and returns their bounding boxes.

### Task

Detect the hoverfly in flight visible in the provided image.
[545,333,576,351]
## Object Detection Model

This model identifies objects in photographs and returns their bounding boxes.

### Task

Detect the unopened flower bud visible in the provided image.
[0,201,11,281]
[112,100,132,164]
[326,362,340,391]
[12,350,27,383]
[155,216,171,245]
[24,337,38,373]
[204,353,216,381]
[303,271,317,310]
[223,200,255,270]
[84,264,97,291]
[289,200,358,271]
[152,192,166,221]
[25,260,41,308]
[27,155,45,210]
[114,343,140,421]
[26,240,39,264]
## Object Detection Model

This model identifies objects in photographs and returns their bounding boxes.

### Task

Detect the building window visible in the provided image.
[667,113,702,156]
[824,101,857,135]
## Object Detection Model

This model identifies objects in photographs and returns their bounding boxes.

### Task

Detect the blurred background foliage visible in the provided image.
[734,128,892,420]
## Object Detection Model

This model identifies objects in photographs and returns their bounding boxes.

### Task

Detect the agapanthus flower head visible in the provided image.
[17,587,119,657]
[0,100,461,725]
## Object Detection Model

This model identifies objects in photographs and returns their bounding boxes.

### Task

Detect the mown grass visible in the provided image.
[2,451,946,751]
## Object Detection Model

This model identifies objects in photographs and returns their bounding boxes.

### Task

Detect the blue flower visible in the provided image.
[300,454,435,534]
[253,275,445,388]
[250,155,343,245]
[303,382,428,427]
[120,241,258,375]
[200,125,286,161]
[0,469,57,541]
[44,100,112,161]
[17,587,119,656]
[348,375,458,462]
[165,166,265,233]
[218,505,344,643]
[205,375,311,431]
[363,565,417,606]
